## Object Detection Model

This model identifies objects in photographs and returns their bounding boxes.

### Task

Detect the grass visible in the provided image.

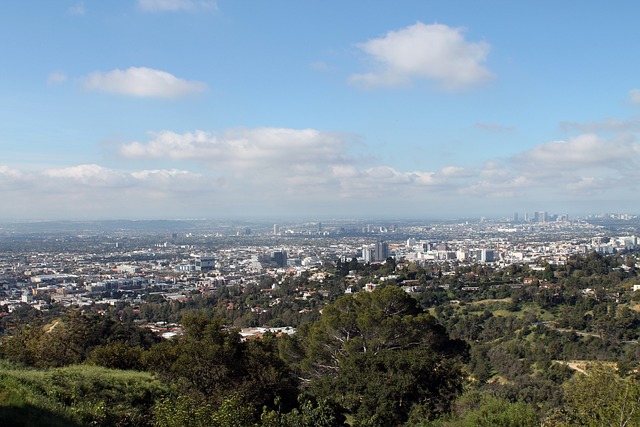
[0,362,168,427]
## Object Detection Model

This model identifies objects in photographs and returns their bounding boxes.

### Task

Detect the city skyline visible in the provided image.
[2,1,640,220]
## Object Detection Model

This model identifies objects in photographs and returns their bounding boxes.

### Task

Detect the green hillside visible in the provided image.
[0,362,166,427]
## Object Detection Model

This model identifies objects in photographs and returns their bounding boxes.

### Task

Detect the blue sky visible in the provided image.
[1,0,640,220]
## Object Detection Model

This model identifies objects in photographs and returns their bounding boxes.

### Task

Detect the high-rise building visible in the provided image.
[362,247,374,263]
[471,249,495,263]
[192,255,216,272]
[534,211,548,223]
[361,241,389,262]
[513,213,519,222]
[479,249,495,263]
[272,251,287,268]
[376,241,389,261]
[273,224,279,235]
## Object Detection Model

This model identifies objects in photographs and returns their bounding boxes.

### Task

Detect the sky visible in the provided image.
[2,0,640,221]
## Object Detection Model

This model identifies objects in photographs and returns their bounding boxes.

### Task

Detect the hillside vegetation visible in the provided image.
[2,252,640,425]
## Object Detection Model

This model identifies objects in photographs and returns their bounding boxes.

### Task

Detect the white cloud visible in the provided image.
[117,127,536,206]
[454,127,640,201]
[565,177,612,194]
[350,22,493,90]
[137,0,216,12]
[47,71,68,86]
[39,165,205,191]
[513,133,639,170]
[6,117,640,219]
[0,165,22,178]
[0,166,27,190]
[82,67,206,98]
[42,165,132,187]
[118,128,352,169]
[440,166,471,177]
[114,127,470,205]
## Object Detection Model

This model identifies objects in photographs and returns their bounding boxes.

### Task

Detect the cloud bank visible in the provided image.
[2,119,640,219]
[119,128,352,169]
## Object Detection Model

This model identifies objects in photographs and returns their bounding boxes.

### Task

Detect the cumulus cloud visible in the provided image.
[137,0,216,12]
[0,163,218,218]
[39,165,205,191]
[0,166,27,190]
[565,177,612,194]
[5,119,640,219]
[118,128,640,207]
[513,133,639,170]
[82,67,206,98]
[440,166,472,177]
[42,165,132,187]
[350,22,493,90]
[113,127,478,206]
[0,165,22,178]
[455,127,640,201]
[0,160,432,219]
[118,128,353,169]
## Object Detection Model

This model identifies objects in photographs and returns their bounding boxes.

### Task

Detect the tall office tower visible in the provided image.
[513,213,519,222]
[193,255,216,272]
[375,240,389,262]
[272,251,288,268]
[524,213,530,222]
[273,224,279,235]
[534,211,548,223]
[479,249,495,263]
[362,247,374,263]
[318,222,322,233]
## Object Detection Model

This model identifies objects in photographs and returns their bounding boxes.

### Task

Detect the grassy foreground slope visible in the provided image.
[0,362,167,427]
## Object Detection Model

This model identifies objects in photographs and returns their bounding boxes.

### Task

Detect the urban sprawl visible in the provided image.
[1,213,638,337]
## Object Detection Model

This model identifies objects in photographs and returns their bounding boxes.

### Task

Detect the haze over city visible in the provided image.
[2,1,640,220]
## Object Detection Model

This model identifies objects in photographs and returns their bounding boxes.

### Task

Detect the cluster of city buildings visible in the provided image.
[0,216,638,313]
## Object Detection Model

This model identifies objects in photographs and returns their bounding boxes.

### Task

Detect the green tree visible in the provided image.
[261,397,346,427]
[154,394,256,427]
[288,286,467,426]
[144,315,298,417]
[420,393,538,427]
[87,342,144,370]
[559,365,640,427]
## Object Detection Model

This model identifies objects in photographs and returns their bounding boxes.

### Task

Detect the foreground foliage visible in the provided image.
[0,362,166,426]
[2,251,640,425]
[288,286,468,426]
